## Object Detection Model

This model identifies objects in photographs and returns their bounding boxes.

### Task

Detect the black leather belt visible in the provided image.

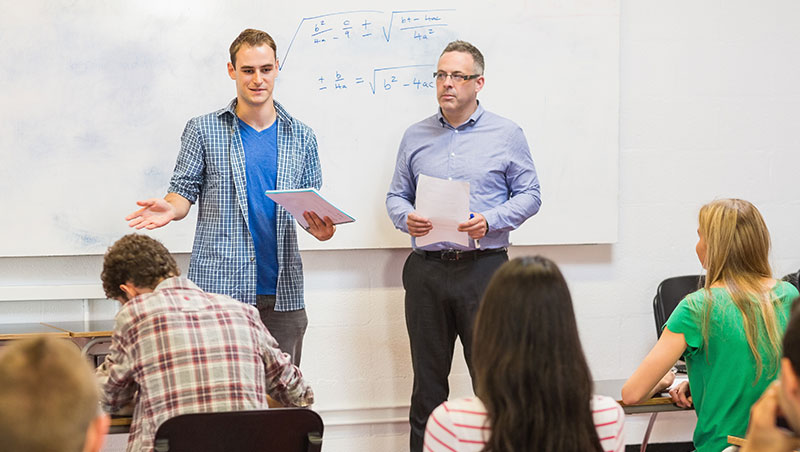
[413,247,507,261]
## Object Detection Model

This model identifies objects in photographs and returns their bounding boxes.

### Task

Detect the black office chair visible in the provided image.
[652,275,704,338]
[153,408,323,452]
[782,268,800,293]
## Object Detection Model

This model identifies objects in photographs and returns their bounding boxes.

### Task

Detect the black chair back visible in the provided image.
[153,408,323,452]
[652,275,704,338]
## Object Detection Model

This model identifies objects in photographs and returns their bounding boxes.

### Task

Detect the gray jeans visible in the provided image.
[256,295,308,367]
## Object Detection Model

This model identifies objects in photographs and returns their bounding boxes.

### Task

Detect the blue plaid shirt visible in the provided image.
[168,99,321,311]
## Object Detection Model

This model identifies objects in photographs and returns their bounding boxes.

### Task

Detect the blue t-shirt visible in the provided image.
[239,118,278,295]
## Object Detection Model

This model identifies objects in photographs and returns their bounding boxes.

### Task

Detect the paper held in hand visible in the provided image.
[415,174,470,248]
[265,188,355,229]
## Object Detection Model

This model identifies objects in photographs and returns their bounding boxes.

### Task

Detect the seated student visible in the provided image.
[97,233,314,452]
[424,256,625,452]
[740,299,800,452]
[622,198,799,452]
[0,337,110,452]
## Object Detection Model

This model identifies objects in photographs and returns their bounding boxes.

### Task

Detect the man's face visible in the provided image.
[227,44,279,108]
[779,359,800,433]
[436,51,484,121]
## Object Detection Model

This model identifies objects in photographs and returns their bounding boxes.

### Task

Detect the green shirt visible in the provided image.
[665,281,798,452]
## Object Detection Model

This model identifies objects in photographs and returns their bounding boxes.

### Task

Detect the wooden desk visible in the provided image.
[0,322,70,340]
[42,320,115,358]
[594,378,689,415]
[109,416,132,435]
[595,378,692,452]
[42,320,115,338]
[728,434,800,449]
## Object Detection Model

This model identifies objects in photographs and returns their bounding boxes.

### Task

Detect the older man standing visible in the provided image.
[386,40,541,451]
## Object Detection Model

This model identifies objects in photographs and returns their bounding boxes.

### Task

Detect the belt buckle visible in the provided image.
[440,249,460,261]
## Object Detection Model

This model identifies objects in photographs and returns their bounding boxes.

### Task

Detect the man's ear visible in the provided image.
[474,75,484,94]
[228,61,236,80]
[82,413,110,452]
[118,283,138,302]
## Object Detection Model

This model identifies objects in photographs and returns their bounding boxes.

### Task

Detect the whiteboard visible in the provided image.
[0,0,618,256]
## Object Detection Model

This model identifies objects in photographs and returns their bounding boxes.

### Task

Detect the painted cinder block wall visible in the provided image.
[1,1,798,450]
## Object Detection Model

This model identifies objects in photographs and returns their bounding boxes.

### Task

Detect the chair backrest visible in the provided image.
[782,269,800,294]
[653,275,704,338]
[153,408,324,452]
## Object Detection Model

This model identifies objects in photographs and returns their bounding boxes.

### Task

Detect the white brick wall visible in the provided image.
[2,1,799,450]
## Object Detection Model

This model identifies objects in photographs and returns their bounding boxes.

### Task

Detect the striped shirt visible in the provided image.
[98,277,314,452]
[424,395,625,452]
[168,99,321,311]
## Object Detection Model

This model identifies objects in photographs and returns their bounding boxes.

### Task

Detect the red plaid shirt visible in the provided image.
[98,277,313,452]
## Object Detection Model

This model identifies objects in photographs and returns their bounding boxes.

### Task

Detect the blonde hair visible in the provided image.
[0,337,100,452]
[697,198,781,380]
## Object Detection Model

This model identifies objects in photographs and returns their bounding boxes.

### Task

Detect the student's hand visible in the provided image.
[407,212,432,237]
[457,213,487,239]
[126,198,177,230]
[741,382,796,452]
[655,370,676,393]
[668,381,693,408]
[303,211,336,241]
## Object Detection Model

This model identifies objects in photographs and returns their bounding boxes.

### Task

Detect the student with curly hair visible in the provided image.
[98,233,314,452]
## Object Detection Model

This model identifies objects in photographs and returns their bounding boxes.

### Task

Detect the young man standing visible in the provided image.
[126,29,334,366]
[97,233,313,452]
[386,40,541,451]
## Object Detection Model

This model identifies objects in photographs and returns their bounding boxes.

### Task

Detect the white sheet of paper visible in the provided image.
[414,174,470,248]
[265,188,355,229]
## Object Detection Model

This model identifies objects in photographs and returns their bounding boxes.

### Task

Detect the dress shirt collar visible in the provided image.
[437,100,485,129]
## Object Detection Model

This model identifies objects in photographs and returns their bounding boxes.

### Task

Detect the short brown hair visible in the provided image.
[0,337,100,452]
[101,233,179,299]
[230,28,277,68]
[441,40,485,74]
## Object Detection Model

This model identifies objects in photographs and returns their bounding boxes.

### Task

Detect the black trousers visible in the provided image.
[403,249,508,452]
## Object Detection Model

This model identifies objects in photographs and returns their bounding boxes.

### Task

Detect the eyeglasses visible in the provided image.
[433,72,481,83]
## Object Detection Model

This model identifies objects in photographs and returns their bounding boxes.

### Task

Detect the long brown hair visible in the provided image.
[697,198,782,380]
[472,256,603,452]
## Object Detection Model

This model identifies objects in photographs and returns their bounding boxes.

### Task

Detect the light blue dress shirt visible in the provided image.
[386,103,541,250]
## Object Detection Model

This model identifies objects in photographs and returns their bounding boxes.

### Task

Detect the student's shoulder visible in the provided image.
[591,395,624,424]
[430,397,488,435]
[440,396,486,413]
[591,394,623,411]
[774,279,800,297]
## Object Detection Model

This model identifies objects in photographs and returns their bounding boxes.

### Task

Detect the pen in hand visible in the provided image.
[470,213,481,249]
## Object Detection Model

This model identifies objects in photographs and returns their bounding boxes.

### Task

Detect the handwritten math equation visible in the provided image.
[316,64,435,94]
[280,9,455,95]
[308,12,446,44]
